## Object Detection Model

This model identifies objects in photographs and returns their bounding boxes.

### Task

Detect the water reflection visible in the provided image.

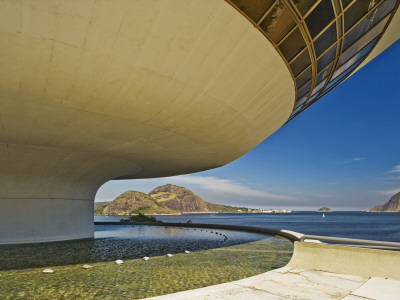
[0,225,274,270]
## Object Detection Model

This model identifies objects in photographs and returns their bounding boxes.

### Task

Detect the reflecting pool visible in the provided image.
[0,225,293,299]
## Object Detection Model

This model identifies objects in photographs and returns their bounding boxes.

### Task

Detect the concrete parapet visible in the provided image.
[288,241,400,280]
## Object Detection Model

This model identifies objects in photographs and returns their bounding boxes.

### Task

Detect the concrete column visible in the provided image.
[0,198,94,244]
[0,143,142,244]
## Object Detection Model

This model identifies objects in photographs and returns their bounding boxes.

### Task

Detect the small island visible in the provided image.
[317,207,333,212]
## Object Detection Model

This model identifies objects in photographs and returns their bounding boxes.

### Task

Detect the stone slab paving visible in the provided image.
[145,266,400,300]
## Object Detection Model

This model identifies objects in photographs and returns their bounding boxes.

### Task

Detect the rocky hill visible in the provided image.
[96,184,250,215]
[149,184,249,213]
[369,192,400,212]
[149,184,210,212]
[100,191,178,215]
[94,201,110,215]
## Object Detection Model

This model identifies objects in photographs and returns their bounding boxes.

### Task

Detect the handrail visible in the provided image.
[300,234,400,250]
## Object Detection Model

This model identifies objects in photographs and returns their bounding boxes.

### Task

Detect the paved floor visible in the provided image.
[146,266,400,300]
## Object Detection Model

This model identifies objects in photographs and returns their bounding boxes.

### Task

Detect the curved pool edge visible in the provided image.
[94,222,304,242]
[143,240,400,300]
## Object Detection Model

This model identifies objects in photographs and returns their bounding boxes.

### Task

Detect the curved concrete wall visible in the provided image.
[0,0,294,244]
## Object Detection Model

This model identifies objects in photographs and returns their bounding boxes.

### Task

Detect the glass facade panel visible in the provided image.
[260,1,296,43]
[227,0,398,121]
[296,66,312,89]
[293,0,318,16]
[278,28,306,61]
[342,1,394,51]
[341,0,354,9]
[340,31,379,65]
[329,60,363,90]
[332,55,363,81]
[344,0,375,32]
[296,81,311,100]
[338,40,376,67]
[312,79,327,96]
[305,0,335,38]
[294,95,307,109]
[290,49,311,78]
[231,0,275,23]
[314,22,337,58]
[317,45,336,73]
[315,64,332,86]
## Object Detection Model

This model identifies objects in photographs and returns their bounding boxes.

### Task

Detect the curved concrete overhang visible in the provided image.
[0,0,294,244]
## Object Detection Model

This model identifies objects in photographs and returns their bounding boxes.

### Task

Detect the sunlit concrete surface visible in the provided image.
[0,0,294,244]
[146,242,400,300]
[146,267,400,300]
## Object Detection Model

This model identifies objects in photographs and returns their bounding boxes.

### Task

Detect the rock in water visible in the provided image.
[43,269,54,273]
[83,264,93,269]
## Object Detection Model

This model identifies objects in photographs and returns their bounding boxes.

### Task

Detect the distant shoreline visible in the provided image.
[95,211,296,217]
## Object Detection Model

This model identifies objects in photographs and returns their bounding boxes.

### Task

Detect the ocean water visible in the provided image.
[95,211,400,242]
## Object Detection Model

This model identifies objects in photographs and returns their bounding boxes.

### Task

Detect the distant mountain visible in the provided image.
[94,201,110,215]
[149,184,250,213]
[96,184,251,215]
[100,191,178,215]
[369,192,400,212]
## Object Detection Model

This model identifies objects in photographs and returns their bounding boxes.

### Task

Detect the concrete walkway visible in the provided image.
[146,266,400,300]
[145,241,400,300]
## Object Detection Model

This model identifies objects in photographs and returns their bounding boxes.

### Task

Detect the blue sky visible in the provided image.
[96,40,400,211]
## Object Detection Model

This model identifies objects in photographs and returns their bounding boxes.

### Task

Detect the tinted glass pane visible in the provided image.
[342,0,394,51]
[332,55,363,81]
[294,95,307,110]
[312,79,327,96]
[315,64,332,86]
[342,0,354,9]
[344,0,375,32]
[296,66,312,89]
[314,22,337,58]
[340,27,380,64]
[231,0,275,22]
[338,39,376,67]
[296,81,311,100]
[279,28,306,62]
[260,1,296,43]
[305,0,335,38]
[317,45,336,73]
[291,106,302,116]
[326,61,361,92]
[308,93,319,104]
[290,49,311,77]
[293,0,318,16]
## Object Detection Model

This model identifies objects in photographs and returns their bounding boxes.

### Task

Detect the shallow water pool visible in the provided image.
[0,225,293,299]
